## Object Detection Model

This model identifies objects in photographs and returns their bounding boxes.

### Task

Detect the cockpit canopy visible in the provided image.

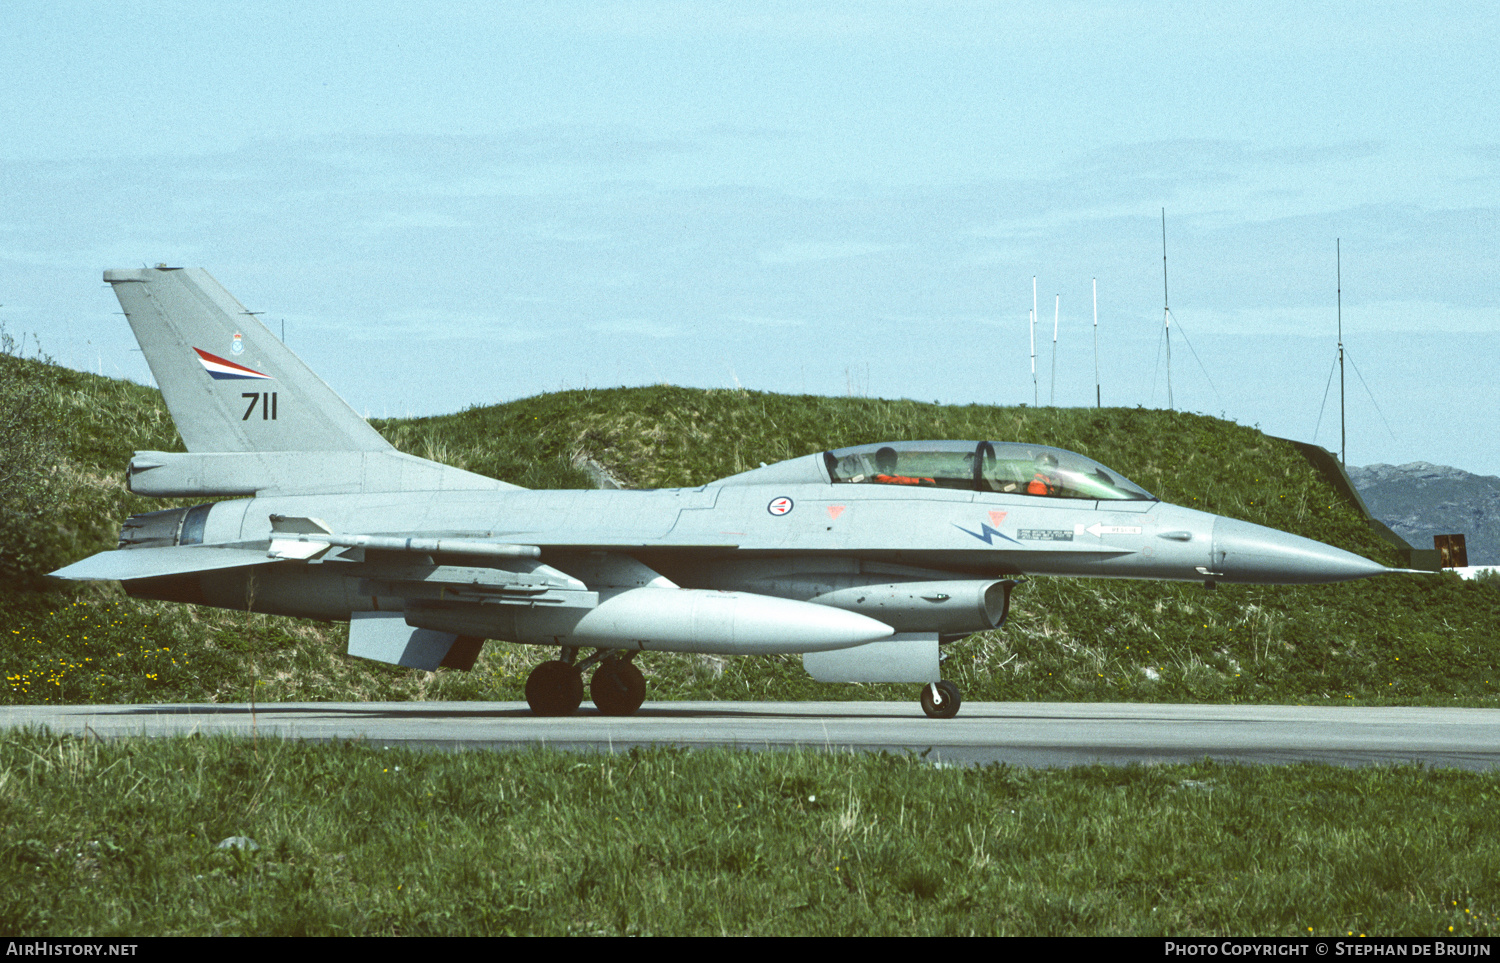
[823,440,1156,501]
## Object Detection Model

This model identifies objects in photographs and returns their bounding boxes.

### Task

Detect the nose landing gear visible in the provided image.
[920,680,962,719]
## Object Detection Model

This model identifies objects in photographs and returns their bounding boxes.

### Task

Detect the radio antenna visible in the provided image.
[1050,294,1059,406]
[1031,276,1038,406]
[1338,239,1345,466]
[1162,209,1173,410]
[1093,278,1100,408]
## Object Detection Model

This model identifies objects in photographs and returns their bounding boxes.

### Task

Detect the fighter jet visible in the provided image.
[52,268,1403,718]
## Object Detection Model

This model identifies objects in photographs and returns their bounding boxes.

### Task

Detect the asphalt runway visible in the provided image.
[3,700,1499,769]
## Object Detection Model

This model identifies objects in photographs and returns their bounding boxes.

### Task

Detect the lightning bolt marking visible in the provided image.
[953,522,1022,546]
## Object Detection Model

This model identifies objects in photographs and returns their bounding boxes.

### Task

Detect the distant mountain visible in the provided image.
[1347,462,1500,566]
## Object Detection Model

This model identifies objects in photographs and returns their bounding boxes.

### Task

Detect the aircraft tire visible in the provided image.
[525,660,584,716]
[920,680,962,719]
[590,658,646,716]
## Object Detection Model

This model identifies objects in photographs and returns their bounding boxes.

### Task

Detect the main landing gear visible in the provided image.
[524,659,584,716]
[920,680,962,719]
[525,651,960,719]
[590,657,646,716]
[524,648,646,717]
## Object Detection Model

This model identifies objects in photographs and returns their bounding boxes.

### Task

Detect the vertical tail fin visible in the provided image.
[105,267,392,453]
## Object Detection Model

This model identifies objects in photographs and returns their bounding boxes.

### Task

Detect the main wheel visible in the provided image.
[590,658,646,716]
[920,680,962,719]
[525,660,584,716]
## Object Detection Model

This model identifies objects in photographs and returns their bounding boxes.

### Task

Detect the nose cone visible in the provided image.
[1212,516,1390,584]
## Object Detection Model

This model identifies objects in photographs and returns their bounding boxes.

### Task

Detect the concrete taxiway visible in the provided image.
[2,701,1498,769]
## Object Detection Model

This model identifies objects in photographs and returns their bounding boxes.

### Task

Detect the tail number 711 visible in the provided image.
[241,392,278,421]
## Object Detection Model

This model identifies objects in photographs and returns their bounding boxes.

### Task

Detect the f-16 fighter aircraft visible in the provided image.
[53,268,1402,718]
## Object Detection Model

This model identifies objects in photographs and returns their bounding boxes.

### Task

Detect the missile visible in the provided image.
[405,587,897,655]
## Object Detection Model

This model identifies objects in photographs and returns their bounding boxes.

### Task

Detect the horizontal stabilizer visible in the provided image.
[49,546,277,582]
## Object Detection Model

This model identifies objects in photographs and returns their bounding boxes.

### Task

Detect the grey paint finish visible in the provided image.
[51,267,1414,716]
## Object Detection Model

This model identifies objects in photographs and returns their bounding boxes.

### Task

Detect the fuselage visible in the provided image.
[123,446,1387,626]
[71,265,1401,713]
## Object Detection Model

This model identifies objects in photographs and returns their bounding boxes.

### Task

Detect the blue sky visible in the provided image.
[2,2,1496,474]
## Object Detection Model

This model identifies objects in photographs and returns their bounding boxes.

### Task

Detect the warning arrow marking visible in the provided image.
[1086,524,1143,537]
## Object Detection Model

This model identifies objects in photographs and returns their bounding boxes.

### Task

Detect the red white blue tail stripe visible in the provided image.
[194,348,271,381]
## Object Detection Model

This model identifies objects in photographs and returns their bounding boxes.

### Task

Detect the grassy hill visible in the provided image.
[3,350,1497,709]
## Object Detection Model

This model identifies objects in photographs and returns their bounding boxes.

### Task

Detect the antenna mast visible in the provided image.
[1093,277,1100,408]
[1050,295,1059,406]
[1162,208,1173,410]
[1338,239,1346,467]
[1031,276,1038,406]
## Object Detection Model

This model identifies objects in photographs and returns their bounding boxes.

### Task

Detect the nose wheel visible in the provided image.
[920,680,962,719]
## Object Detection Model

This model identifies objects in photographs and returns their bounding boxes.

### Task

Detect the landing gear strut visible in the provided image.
[920,680,962,719]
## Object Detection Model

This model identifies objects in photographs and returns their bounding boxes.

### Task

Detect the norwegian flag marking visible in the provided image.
[194,348,271,381]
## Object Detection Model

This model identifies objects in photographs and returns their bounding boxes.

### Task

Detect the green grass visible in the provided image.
[2,730,1497,936]
[5,358,1500,937]
[4,356,1499,709]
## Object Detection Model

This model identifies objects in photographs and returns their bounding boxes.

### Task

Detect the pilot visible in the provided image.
[873,446,934,486]
[1027,452,1061,496]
